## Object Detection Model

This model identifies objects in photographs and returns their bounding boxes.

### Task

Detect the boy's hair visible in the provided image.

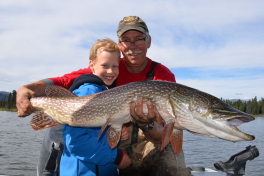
[89,38,120,62]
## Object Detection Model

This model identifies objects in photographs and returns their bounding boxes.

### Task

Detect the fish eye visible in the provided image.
[211,98,225,109]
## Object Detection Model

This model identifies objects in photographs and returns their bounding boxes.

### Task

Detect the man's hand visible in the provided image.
[117,152,131,169]
[130,97,163,126]
[129,97,164,143]
[120,125,129,141]
[16,86,35,117]
[16,81,46,117]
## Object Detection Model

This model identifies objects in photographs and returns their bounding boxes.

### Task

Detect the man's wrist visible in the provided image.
[137,121,155,132]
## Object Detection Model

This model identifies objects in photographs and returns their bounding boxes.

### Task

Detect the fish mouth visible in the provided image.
[193,112,255,142]
[227,114,255,140]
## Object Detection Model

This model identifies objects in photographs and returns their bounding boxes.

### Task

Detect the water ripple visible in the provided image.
[0,111,263,175]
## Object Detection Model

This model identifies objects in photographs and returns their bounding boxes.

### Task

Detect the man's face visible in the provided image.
[118,30,151,67]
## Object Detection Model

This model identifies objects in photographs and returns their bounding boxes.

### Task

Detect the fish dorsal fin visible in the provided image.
[45,85,77,97]
[107,125,122,148]
[30,111,61,130]
[169,129,183,155]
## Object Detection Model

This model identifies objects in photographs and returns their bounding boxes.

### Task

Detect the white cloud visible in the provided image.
[177,77,264,101]
[148,40,264,69]
[0,0,263,100]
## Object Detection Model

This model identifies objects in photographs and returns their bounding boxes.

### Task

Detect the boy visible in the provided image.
[60,38,131,176]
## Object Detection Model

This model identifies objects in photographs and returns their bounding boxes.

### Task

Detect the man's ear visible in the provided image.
[147,36,151,48]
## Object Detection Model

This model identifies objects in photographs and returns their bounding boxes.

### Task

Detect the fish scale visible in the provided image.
[30,80,255,154]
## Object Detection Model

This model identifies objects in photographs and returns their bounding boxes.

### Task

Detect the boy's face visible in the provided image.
[90,50,119,86]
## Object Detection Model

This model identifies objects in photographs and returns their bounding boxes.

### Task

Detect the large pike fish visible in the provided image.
[30,81,255,155]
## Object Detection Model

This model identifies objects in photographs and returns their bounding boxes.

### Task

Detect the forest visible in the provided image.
[222,97,264,115]
[0,90,17,111]
[1,90,264,115]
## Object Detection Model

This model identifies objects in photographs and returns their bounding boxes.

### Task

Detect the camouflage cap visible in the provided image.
[117,16,149,37]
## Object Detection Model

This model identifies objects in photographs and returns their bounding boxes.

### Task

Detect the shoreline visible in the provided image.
[0,108,17,112]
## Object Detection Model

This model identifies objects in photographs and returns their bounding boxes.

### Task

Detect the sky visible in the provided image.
[1,0,263,100]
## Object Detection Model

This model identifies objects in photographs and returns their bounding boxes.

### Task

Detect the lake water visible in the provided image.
[0,111,263,176]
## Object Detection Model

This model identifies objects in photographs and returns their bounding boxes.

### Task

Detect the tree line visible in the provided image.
[222,96,264,115]
[0,90,263,115]
[0,90,17,110]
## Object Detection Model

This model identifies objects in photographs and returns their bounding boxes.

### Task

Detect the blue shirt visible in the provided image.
[60,83,119,176]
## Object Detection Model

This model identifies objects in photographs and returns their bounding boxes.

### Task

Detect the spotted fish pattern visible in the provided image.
[30,80,255,154]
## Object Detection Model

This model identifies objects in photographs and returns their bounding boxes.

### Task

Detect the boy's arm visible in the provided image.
[117,126,131,169]
[68,84,131,167]
[64,125,122,165]
[117,152,131,169]
[64,124,130,167]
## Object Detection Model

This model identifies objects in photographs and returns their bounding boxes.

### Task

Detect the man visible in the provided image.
[16,16,191,176]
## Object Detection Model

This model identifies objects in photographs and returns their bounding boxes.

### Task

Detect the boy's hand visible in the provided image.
[117,153,131,169]
[120,126,129,141]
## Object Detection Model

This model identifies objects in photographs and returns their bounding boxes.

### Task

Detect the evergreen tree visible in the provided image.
[251,96,258,115]
[243,101,247,112]
[5,93,12,109]
[259,98,264,114]
[246,100,252,114]
[0,100,4,108]
[11,90,17,109]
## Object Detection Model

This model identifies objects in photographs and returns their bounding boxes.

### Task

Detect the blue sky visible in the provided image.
[0,0,263,100]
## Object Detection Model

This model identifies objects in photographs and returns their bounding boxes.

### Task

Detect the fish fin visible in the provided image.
[160,118,175,151]
[45,85,77,97]
[158,97,177,151]
[107,125,122,148]
[98,122,109,139]
[98,116,114,139]
[30,111,60,130]
[169,129,183,155]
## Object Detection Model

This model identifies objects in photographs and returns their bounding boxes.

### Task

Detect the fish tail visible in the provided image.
[30,111,61,130]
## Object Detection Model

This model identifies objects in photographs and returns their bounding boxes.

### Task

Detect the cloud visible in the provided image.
[0,0,263,100]
[176,76,264,100]
[0,78,12,83]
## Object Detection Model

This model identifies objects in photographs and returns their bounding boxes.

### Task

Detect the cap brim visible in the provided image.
[117,26,146,37]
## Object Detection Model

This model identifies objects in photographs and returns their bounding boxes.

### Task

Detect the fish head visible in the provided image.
[169,84,256,142]
[188,91,255,142]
